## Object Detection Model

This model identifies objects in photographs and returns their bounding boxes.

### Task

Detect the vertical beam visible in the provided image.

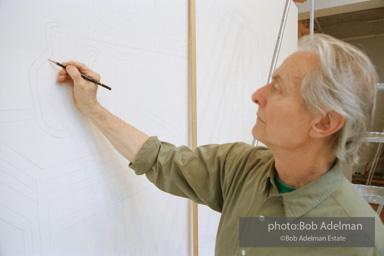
[310,0,315,35]
[188,0,198,255]
[266,0,292,85]
[189,0,197,149]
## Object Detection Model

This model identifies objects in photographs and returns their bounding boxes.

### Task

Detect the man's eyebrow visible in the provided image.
[272,74,284,86]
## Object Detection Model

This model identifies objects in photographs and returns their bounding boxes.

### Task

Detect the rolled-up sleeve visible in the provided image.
[129,136,242,212]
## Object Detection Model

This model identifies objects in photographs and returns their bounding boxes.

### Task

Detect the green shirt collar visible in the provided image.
[274,174,297,194]
[267,162,344,218]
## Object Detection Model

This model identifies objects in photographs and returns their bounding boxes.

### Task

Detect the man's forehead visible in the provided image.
[275,51,320,82]
[286,51,320,68]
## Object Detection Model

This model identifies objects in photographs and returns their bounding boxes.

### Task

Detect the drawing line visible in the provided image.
[0,169,37,202]
[45,158,128,198]
[46,163,143,208]
[0,141,42,170]
[29,22,65,138]
[54,181,152,232]
[0,202,34,228]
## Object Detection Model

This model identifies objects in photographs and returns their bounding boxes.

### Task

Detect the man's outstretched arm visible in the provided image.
[56,61,149,163]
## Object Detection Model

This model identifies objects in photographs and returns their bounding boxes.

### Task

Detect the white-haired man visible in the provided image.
[56,34,384,255]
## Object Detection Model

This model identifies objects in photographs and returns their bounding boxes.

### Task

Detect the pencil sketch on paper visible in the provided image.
[29,22,69,138]
[1,0,190,255]
[0,142,41,255]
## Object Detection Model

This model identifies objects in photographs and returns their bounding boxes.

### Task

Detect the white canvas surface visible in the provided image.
[0,0,189,255]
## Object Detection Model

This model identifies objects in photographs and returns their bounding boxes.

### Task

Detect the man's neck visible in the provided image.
[270,143,336,189]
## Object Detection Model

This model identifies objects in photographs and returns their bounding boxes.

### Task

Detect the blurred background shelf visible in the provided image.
[365,132,384,143]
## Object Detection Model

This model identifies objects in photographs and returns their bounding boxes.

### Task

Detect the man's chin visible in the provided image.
[252,130,268,146]
[252,126,262,141]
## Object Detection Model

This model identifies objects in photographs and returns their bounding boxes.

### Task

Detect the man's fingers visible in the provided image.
[62,61,86,69]
[54,60,99,113]
[58,68,67,75]
[66,65,83,84]
[62,61,100,81]
[56,74,70,84]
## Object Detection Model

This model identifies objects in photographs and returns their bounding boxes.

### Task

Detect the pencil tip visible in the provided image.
[48,59,55,63]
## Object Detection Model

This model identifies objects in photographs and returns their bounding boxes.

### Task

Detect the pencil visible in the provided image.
[48,59,112,90]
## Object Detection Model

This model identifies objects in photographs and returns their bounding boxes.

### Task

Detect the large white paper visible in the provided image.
[0,0,189,255]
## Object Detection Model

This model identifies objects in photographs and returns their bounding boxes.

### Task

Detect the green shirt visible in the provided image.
[274,173,297,194]
[130,137,384,256]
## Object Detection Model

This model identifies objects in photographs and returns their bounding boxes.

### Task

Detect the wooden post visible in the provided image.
[188,0,198,255]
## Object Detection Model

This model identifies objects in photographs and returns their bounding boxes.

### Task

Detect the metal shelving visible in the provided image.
[356,83,384,216]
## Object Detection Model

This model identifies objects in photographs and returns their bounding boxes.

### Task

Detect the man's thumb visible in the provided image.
[66,65,82,83]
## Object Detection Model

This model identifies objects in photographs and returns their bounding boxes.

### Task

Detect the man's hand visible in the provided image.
[54,60,149,163]
[56,61,99,115]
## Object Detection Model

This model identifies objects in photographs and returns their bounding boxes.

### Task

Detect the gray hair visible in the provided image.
[298,34,378,166]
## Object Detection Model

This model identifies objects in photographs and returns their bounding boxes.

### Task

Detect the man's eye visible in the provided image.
[273,85,279,92]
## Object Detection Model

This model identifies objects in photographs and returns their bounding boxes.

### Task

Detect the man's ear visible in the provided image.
[309,111,345,138]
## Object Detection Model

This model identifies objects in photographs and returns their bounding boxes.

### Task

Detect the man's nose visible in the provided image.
[251,86,267,107]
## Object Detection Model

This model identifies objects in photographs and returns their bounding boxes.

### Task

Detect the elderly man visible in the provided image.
[56,34,384,255]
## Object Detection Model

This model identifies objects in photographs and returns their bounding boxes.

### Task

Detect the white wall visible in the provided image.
[196,1,298,255]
